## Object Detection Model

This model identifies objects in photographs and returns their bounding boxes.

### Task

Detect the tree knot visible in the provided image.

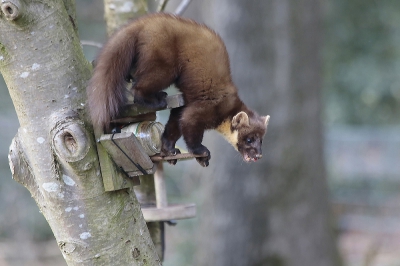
[51,111,90,163]
[1,0,22,21]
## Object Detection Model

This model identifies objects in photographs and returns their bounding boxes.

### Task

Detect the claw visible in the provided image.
[167,148,181,165]
[192,145,211,167]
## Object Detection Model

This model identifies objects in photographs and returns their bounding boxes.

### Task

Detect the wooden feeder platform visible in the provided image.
[142,203,196,222]
[96,93,199,222]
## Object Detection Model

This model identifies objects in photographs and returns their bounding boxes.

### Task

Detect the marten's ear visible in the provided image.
[232,111,250,129]
[261,115,270,127]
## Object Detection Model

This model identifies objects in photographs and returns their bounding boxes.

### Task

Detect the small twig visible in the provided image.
[140,0,148,12]
[80,40,103,49]
[174,0,192,15]
[157,0,170,12]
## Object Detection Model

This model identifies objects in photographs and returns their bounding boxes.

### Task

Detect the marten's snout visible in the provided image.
[242,148,262,162]
[238,135,263,162]
[251,151,262,161]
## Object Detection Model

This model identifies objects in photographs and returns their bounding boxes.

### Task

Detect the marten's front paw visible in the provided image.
[191,146,211,167]
[168,148,181,165]
[160,147,181,165]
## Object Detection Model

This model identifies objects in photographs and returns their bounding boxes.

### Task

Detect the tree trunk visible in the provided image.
[1,0,160,265]
[196,1,340,265]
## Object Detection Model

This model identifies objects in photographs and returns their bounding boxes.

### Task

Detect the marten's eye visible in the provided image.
[246,137,253,144]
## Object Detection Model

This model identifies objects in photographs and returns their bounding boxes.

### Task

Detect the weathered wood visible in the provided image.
[140,162,197,222]
[95,142,139,190]
[165,93,185,109]
[99,132,155,177]
[95,128,138,192]
[111,112,156,125]
[97,93,185,189]
[121,94,184,117]
[154,163,167,208]
[151,152,206,162]
[125,165,156,178]
[142,204,197,222]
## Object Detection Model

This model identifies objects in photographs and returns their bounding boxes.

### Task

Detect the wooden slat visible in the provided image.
[150,152,206,162]
[121,94,184,117]
[141,204,196,222]
[126,165,155,177]
[99,132,154,176]
[95,93,185,190]
[165,94,185,109]
[111,112,156,125]
[94,128,138,192]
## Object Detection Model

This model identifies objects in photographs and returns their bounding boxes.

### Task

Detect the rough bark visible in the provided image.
[1,0,160,265]
[196,1,340,266]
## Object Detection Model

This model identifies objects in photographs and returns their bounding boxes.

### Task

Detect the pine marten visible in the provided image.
[87,13,270,167]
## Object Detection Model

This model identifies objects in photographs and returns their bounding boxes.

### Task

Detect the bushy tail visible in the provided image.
[87,27,137,131]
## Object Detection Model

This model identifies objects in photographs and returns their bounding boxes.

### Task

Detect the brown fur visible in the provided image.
[87,13,268,166]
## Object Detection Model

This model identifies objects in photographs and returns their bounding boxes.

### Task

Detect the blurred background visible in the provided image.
[1,0,399,265]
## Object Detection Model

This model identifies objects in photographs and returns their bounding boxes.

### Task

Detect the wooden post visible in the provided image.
[133,172,165,260]
[154,162,168,208]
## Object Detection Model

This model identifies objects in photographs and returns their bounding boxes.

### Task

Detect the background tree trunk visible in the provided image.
[0,0,160,265]
[102,0,166,261]
[103,0,147,35]
[196,1,340,265]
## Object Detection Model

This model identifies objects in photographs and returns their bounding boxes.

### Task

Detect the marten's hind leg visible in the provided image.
[133,89,168,109]
[132,61,176,109]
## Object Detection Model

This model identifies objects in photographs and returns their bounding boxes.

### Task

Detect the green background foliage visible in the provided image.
[324,0,400,125]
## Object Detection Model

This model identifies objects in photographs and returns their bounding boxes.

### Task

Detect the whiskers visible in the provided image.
[233,152,247,166]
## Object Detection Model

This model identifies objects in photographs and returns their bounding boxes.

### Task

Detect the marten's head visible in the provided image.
[232,112,269,162]
[217,111,270,162]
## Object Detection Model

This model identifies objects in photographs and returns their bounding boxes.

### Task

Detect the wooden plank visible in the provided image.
[141,204,196,222]
[94,128,138,192]
[99,132,154,174]
[127,165,155,177]
[150,152,206,162]
[111,112,156,125]
[97,146,140,191]
[165,93,185,109]
[121,94,184,117]
[154,163,167,208]
[95,94,185,190]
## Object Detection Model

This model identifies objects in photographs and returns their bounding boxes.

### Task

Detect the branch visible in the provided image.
[80,40,103,49]
[8,132,40,199]
[174,0,192,15]
[157,0,169,12]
